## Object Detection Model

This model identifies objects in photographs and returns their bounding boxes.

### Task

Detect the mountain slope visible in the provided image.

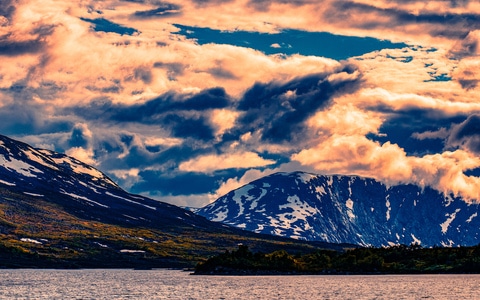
[0,135,342,268]
[196,171,480,247]
[0,134,214,230]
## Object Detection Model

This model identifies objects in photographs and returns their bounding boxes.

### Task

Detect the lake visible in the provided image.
[0,269,479,299]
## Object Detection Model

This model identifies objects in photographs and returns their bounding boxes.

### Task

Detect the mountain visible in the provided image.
[0,135,342,268]
[0,134,214,231]
[196,171,480,247]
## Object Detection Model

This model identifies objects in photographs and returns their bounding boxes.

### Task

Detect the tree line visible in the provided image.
[194,243,480,275]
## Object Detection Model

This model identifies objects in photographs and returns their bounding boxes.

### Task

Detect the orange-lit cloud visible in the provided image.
[3,0,480,207]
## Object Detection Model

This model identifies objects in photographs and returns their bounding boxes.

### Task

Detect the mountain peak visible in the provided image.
[0,134,118,189]
[197,171,480,247]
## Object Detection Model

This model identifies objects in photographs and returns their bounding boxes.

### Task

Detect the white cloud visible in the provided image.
[65,147,97,166]
[178,152,276,173]
[292,135,480,201]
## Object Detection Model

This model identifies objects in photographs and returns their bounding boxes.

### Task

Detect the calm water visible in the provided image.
[0,269,479,299]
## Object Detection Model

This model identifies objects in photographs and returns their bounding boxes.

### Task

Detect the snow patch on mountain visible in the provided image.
[0,155,43,177]
[0,179,15,186]
[440,208,461,234]
[60,190,110,208]
[105,192,157,210]
[23,192,43,197]
[466,212,478,223]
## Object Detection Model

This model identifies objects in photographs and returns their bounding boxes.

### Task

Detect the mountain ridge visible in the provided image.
[196,171,480,247]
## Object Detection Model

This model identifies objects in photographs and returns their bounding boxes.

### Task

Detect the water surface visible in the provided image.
[0,269,478,299]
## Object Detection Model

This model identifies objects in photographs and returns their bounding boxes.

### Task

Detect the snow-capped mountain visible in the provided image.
[196,171,480,247]
[0,134,214,229]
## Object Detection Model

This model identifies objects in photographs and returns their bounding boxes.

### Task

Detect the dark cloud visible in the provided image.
[247,0,312,11]
[129,168,244,196]
[0,78,72,135]
[31,24,56,37]
[449,32,479,58]
[329,2,480,39]
[105,144,202,171]
[153,61,185,80]
[181,87,230,110]
[0,35,44,56]
[449,0,469,8]
[234,65,361,143]
[447,115,480,153]
[190,0,235,7]
[458,79,478,90]
[69,87,230,125]
[207,67,237,80]
[86,82,123,94]
[162,114,215,140]
[134,67,153,84]
[131,171,217,195]
[367,108,467,156]
[0,22,55,57]
[1,79,64,101]
[132,3,181,18]
[109,87,230,121]
[67,87,230,142]
[69,126,89,148]
[0,104,39,135]
[0,99,71,136]
[0,0,15,22]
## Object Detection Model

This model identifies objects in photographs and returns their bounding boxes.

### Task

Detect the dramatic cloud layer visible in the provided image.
[2,0,480,207]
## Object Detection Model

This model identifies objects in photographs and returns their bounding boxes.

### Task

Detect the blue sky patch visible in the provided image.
[173,24,408,60]
[81,18,139,35]
[425,73,452,82]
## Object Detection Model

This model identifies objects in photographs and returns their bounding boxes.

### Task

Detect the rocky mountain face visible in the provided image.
[196,171,480,247]
[0,134,215,230]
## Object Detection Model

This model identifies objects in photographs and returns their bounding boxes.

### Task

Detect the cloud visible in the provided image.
[449,30,480,59]
[0,0,15,23]
[0,36,45,56]
[178,152,276,173]
[329,1,480,38]
[234,65,362,144]
[130,170,220,196]
[210,109,239,137]
[132,3,181,18]
[291,135,480,201]
[65,147,97,166]
[452,55,480,90]
[412,128,450,140]
[69,123,93,148]
[447,114,480,154]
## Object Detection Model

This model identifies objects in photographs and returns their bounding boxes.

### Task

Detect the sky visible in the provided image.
[1,0,480,208]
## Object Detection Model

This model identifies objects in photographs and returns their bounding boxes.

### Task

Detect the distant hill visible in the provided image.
[0,135,341,268]
[196,171,480,247]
